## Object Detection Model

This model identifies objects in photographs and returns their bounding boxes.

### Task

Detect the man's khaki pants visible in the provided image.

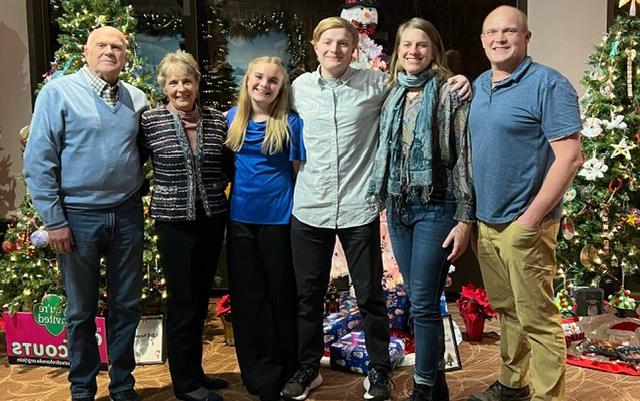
[477,219,566,401]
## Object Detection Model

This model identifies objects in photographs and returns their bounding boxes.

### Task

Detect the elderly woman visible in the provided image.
[139,51,232,401]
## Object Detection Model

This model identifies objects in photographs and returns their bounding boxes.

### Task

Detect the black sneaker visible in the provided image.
[468,381,531,401]
[110,389,139,401]
[404,380,433,401]
[433,370,449,401]
[175,389,223,401]
[72,398,95,401]
[200,374,229,390]
[260,395,284,401]
[281,366,322,400]
[363,368,391,401]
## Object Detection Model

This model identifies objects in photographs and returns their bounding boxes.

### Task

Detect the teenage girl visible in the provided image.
[225,56,305,401]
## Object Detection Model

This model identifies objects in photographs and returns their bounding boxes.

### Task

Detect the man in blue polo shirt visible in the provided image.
[468,6,582,401]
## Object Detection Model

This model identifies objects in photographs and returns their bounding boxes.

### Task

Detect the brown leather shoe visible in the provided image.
[468,381,531,401]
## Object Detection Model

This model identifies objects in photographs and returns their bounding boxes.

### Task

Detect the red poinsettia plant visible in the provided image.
[456,282,498,321]
[215,294,232,317]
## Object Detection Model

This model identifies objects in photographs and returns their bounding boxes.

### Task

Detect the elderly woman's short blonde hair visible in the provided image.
[156,50,201,89]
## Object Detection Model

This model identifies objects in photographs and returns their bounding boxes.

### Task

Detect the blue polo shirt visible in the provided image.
[469,57,582,224]
[227,107,305,224]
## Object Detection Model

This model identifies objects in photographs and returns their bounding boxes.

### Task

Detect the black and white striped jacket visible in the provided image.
[139,106,232,221]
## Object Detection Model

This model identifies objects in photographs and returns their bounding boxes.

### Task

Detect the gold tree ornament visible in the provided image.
[625,48,636,98]
[580,244,600,268]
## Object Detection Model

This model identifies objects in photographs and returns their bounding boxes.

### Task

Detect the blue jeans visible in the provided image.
[387,199,456,385]
[60,194,143,398]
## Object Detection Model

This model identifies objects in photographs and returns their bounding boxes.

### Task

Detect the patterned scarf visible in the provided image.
[368,70,439,208]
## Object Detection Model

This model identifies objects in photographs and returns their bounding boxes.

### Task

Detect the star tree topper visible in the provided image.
[619,0,640,16]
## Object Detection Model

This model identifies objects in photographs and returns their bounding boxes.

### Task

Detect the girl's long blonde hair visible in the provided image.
[226,56,290,154]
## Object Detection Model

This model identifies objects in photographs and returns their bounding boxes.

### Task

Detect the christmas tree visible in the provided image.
[0,196,62,313]
[198,1,237,110]
[0,0,165,314]
[556,10,640,295]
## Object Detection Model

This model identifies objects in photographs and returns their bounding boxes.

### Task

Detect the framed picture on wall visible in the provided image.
[442,314,462,371]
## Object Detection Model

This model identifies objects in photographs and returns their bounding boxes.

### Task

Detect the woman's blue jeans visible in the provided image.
[387,199,456,385]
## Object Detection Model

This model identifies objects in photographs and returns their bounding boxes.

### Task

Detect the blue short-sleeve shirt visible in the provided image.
[227,107,305,224]
[469,57,582,224]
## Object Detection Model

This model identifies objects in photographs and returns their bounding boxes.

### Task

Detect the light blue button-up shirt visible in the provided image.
[291,66,390,228]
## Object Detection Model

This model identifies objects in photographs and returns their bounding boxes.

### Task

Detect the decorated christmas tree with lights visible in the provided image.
[556,7,639,308]
[198,1,237,110]
[42,0,161,103]
[0,0,165,314]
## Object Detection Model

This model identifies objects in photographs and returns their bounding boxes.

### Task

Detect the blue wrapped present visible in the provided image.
[339,292,357,314]
[440,292,448,315]
[325,289,354,315]
[323,310,362,352]
[385,285,411,330]
[329,331,405,374]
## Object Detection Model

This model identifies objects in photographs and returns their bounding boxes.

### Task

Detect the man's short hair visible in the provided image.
[311,17,359,47]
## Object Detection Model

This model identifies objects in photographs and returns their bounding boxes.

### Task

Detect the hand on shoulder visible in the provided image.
[447,75,472,101]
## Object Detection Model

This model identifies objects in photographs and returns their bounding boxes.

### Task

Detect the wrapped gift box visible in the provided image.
[385,285,411,331]
[440,292,448,315]
[323,310,362,352]
[329,331,405,374]
[338,292,357,315]
[561,315,585,345]
[325,288,353,316]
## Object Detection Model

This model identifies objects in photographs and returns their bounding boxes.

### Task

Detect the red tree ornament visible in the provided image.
[2,240,15,253]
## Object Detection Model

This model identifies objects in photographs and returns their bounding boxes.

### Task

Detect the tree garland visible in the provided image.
[198,6,309,109]
[136,12,183,37]
[229,11,308,68]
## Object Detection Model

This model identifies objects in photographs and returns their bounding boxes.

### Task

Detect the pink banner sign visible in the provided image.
[2,312,108,370]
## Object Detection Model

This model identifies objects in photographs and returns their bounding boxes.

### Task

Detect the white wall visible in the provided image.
[0,1,30,218]
[528,0,607,96]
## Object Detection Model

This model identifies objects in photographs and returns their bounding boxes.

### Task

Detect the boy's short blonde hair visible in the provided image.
[311,17,359,47]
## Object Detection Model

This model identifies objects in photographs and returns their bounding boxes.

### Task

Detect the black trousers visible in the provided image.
[155,208,227,394]
[227,221,298,399]
[291,216,391,372]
